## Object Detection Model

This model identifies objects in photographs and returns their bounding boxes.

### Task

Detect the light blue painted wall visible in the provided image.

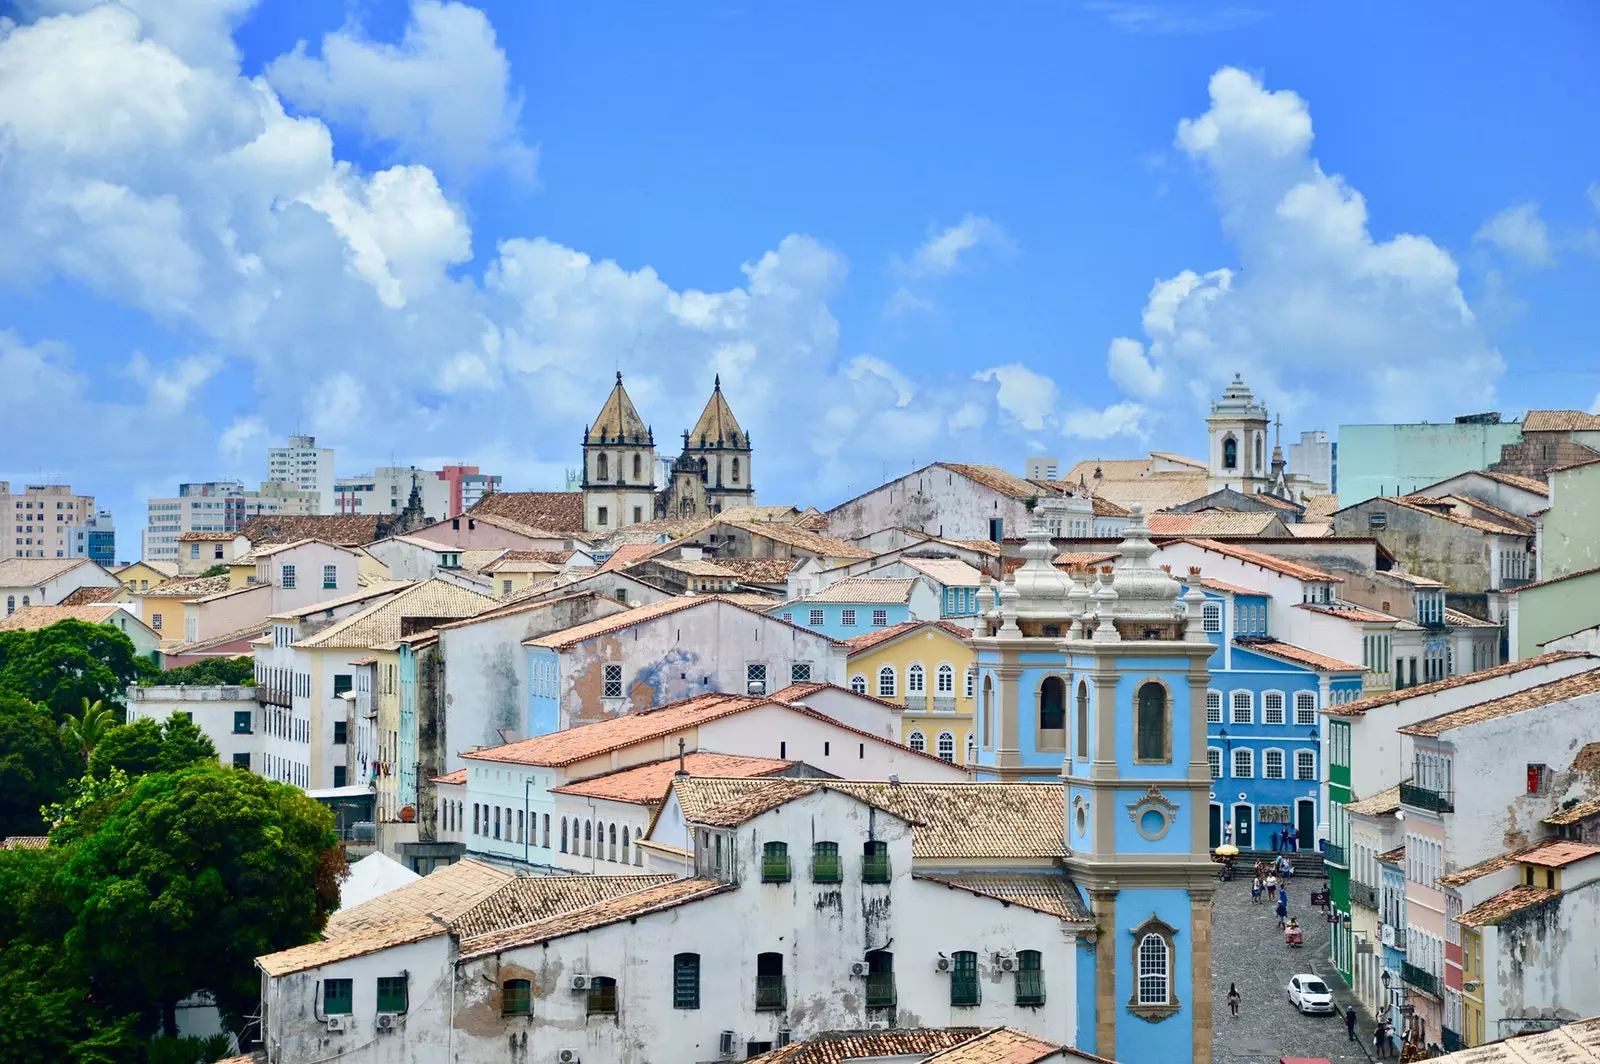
[776,601,910,640]
[1339,421,1523,505]
[397,644,419,808]
[1113,786,1192,854]
[1113,887,1195,1063]
[528,646,560,737]
[1076,939,1098,1055]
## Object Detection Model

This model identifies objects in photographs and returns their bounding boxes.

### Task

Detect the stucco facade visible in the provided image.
[826,462,1093,543]
[842,622,977,766]
[1338,420,1524,506]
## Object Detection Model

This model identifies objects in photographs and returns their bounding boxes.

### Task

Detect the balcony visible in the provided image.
[1442,1027,1464,1053]
[932,695,957,714]
[811,852,841,884]
[257,685,292,708]
[1322,842,1347,867]
[1401,783,1454,814]
[865,973,896,1009]
[1402,962,1440,998]
[1381,923,1406,951]
[755,975,785,1012]
[862,851,891,884]
[1351,881,1378,910]
[761,854,791,883]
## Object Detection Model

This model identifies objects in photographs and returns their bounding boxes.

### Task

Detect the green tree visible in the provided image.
[59,698,116,760]
[88,717,216,780]
[197,564,229,578]
[58,767,345,1036]
[146,656,255,688]
[0,694,80,838]
[0,620,155,723]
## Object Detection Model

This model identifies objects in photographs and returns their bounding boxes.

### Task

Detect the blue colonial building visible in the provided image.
[775,576,930,639]
[971,499,1218,1063]
[1189,580,1364,851]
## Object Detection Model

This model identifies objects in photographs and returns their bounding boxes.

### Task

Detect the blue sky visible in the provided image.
[1,1,1597,542]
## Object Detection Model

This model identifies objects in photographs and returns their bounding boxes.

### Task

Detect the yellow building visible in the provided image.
[478,553,564,597]
[1461,926,1485,1047]
[134,573,230,641]
[844,620,976,765]
[113,560,178,593]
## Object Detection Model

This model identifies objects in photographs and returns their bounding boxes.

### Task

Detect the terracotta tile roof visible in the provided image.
[1436,842,1547,888]
[1502,564,1600,594]
[665,778,1065,860]
[457,877,732,960]
[1519,840,1600,868]
[1302,495,1340,520]
[1295,603,1398,625]
[1524,409,1600,433]
[140,574,234,598]
[1473,470,1551,496]
[324,858,513,936]
[584,374,651,444]
[721,520,874,560]
[479,555,562,574]
[1089,496,1130,517]
[257,914,447,976]
[58,585,122,605]
[176,531,236,541]
[432,589,614,630]
[923,1027,1080,1064]
[899,556,986,586]
[451,874,675,939]
[0,557,95,585]
[1344,785,1404,818]
[712,557,798,584]
[938,463,1045,500]
[1431,494,1536,534]
[769,680,909,715]
[522,594,703,648]
[1397,667,1600,737]
[1323,651,1595,717]
[1252,492,1305,513]
[1376,846,1406,865]
[1149,450,1208,469]
[945,537,1003,558]
[753,1028,983,1063]
[294,580,496,650]
[1456,885,1562,928]
[843,618,973,655]
[237,514,385,547]
[787,578,919,606]
[914,872,1091,921]
[0,604,133,632]
[1286,522,1332,538]
[597,543,659,573]
[468,490,587,534]
[1,836,49,850]
[1444,608,1499,629]
[431,768,467,785]
[551,753,796,805]
[1428,1015,1600,1063]
[1149,512,1284,537]
[1079,475,1210,511]
[1055,551,1121,569]
[1544,799,1600,826]
[1171,538,1343,583]
[1195,577,1266,596]
[652,558,741,578]
[1362,496,1530,536]
[1247,640,1363,673]
[267,580,412,622]
[716,505,805,524]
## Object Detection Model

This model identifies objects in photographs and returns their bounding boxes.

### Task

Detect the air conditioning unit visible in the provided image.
[325,1016,346,1033]
[557,1050,580,1064]
[934,955,951,973]
[718,1031,737,1057]
[996,953,1018,972]
[747,680,767,696]
[375,1013,399,1031]
[569,974,590,991]
[848,960,870,977]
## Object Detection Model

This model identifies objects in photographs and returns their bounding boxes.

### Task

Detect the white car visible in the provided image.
[1287,974,1336,1014]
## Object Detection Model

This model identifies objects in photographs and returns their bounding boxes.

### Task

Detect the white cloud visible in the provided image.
[844,356,916,407]
[18,0,260,68]
[267,0,535,180]
[126,351,220,411]
[1083,2,1268,34]
[1474,202,1553,267]
[973,364,1058,432]
[219,415,267,459]
[883,286,933,316]
[1106,337,1166,398]
[906,214,1016,278]
[1061,401,1147,439]
[1108,66,1501,423]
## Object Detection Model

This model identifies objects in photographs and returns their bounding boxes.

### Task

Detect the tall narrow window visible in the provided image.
[1076,681,1090,758]
[632,453,641,480]
[322,564,337,589]
[762,841,791,882]
[560,818,568,852]
[982,676,994,747]
[597,453,609,480]
[936,663,954,694]
[1208,748,1223,778]
[1016,950,1045,1006]
[603,663,623,698]
[584,820,592,857]
[621,828,629,864]
[908,730,925,752]
[1297,750,1317,780]
[731,457,741,484]
[1137,934,1169,1005]
[1207,690,1223,724]
[609,823,617,862]
[586,976,617,1016]
[937,732,955,762]
[1223,437,1238,470]
[673,953,700,1009]
[280,564,296,589]
[1136,682,1167,762]
[812,841,841,883]
[865,950,895,1008]
[1264,749,1285,779]
[1231,690,1253,724]
[950,950,979,1006]
[1039,676,1066,731]
[502,978,531,1016]
[1202,602,1222,632]
[907,664,925,694]
[878,666,897,699]
[862,840,890,883]
[1263,691,1285,725]
[1295,691,1318,726]
[756,952,785,1011]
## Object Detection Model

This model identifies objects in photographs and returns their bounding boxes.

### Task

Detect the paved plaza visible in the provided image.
[1211,875,1379,1064]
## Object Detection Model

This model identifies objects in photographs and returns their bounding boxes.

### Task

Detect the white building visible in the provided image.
[257,778,1088,1064]
[1,481,96,560]
[181,541,364,647]
[1287,430,1335,496]
[125,684,303,780]
[143,480,246,563]
[1205,374,1271,495]
[269,435,336,514]
[335,467,452,521]
[0,557,122,615]
[825,462,1098,543]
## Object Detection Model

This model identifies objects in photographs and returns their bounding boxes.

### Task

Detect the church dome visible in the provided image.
[1208,373,1268,421]
[1106,504,1182,624]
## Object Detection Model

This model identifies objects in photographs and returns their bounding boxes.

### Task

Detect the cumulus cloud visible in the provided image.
[883,286,933,316]
[1474,203,1553,267]
[906,214,1016,277]
[267,0,536,180]
[1107,66,1502,424]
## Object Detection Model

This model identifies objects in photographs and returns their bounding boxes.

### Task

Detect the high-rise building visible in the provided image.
[439,465,502,516]
[142,481,245,563]
[336,467,453,520]
[1287,430,1336,495]
[267,435,335,514]
[1,482,96,560]
[68,510,116,566]
[1025,456,1060,481]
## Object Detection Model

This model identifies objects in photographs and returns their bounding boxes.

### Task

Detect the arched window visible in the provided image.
[877,666,897,699]
[908,730,925,752]
[4,595,11,615]
[609,823,618,861]
[950,950,979,1005]
[1138,933,1170,1005]
[1222,436,1238,470]
[965,735,976,763]
[597,452,609,480]
[982,676,994,747]
[20,595,28,607]
[584,820,593,857]
[1255,434,1264,472]
[1039,676,1066,731]
[1136,682,1167,762]
[907,664,925,694]
[560,818,568,853]
[936,663,954,694]
[634,827,644,866]
[731,457,740,484]
[502,978,531,1016]
[850,674,867,694]
[632,453,641,480]
[936,732,955,762]
[621,827,630,863]
[1076,681,1091,758]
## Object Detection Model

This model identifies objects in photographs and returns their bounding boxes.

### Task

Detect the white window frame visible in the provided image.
[850,674,867,694]
[877,666,897,699]
[809,608,825,627]
[1263,690,1285,725]
[871,609,888,627]
[936,663,954,694]
[841,609,857,627]
[1137,933,1170,1006]
[908,730,925,752]
[790,662,812,684]
[1207,747,1223,779]
[1207,690,1223,724]
[1202,602,1222,633]
[602,664,623,698]
[280,563,296,589]
[907,663,925,694]
[1263,748,1285,780]
[1296,749,1316,780]
[1295,691,1318,725]
[1231,690,1253,724]
[1232,748,1254,778]
[936,732,955,762]
[965,667,975,699]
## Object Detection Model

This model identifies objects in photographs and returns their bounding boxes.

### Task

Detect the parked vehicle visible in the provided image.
[1287,974,1335,1014]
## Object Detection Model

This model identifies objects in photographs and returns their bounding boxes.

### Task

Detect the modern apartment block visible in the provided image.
[2,482,97,560]
[68,510,116,566]
[440,464,501,515]
[267,435,335,514]
[335,466,451,520]
[143,481,246,563]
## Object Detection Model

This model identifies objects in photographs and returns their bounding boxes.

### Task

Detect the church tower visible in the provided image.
[582,372,656,534]
[683,375,754,515]
[1206,374,1270,495]
[971,499,1217,1062]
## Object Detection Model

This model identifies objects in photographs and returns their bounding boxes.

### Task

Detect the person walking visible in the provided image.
[1276,896,1289,929]
[1346,1006,1358,1042]
[1227,983,1241,1017]
[1251,876,1263,904]
[1373,1021,1389,1058]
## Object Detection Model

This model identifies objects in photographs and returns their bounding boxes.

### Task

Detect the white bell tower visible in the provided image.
[1205,374,1270,495]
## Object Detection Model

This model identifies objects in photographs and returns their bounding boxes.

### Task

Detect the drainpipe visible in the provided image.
[523,775,531,867]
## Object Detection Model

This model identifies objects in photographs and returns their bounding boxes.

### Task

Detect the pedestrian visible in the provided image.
[1227,983,1241,1017]
[1278,885,1288,908]
[1224,823,1233,845]
[1251,876,1263,903]
[1373,1021,1388,1058]
[1276,897,1288,929]
[1288,826,1299,850]
[1346,1006,1358,1041]
[1270,828,1281,852]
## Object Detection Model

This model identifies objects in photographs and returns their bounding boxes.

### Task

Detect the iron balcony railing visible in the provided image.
[1351,881,1379,910]
[257,685,292,708]
[1322,842,1347,867]
[1442,1027,1464,1052]
[865,973,896,1009]
[755,975,785,1011]
[761,854,791,883]
[932,695,957,714]
[1401,782,1454,814]
[1402,962,1440,997]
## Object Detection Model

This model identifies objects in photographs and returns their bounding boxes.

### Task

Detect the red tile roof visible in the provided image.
[1246,640,1364,673]
[1519,841,1600,868]
[1397,667,1600,737]
[1296,603,1399,625]
[1170,538,1343,583]
[550,753,795,805]
[237,514,386,546]
[1502,564,1600,594]
[1323,651,1596,717]
[842,619,974,654]
[468,491,586,534]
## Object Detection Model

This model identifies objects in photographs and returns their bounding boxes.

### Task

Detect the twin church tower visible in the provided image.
[580,373,754,533]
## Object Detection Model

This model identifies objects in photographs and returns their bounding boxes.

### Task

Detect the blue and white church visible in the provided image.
[971,500,1218,1063]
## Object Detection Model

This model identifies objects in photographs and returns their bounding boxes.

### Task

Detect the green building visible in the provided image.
[1324,717,1353,982]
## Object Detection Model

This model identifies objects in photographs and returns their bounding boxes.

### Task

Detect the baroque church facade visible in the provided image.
[581,372,754,533]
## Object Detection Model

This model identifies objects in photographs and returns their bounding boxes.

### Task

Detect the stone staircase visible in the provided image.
[1229,849,1327,877]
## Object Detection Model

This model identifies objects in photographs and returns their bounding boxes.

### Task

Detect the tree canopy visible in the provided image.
[0,693,81,838]
[88,716,217,780]
[146,656,255,688]
[0,620,156,722]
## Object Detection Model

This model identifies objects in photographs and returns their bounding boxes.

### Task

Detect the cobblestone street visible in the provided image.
[1212,876,1377,1064]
